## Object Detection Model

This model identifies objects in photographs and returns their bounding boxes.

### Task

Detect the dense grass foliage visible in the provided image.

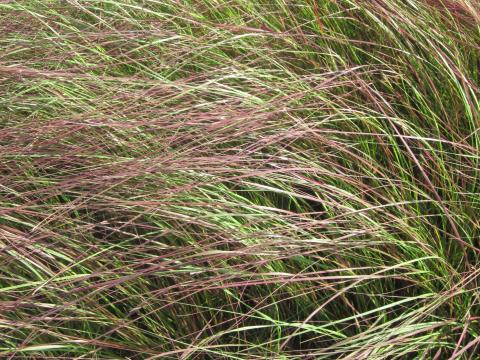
[1,0,479,358]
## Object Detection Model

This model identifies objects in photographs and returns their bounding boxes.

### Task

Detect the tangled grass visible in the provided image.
[1,0,479,358]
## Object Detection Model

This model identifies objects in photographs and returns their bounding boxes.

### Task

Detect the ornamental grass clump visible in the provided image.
[0,0,479,358]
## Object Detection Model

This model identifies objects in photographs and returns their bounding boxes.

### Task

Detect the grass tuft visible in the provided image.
[1,0,479,358]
